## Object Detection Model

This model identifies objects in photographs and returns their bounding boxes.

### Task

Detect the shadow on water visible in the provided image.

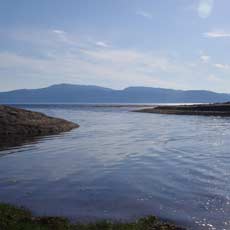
[0,134,62,154]
[0,128,73,156]
[0,136,41,152]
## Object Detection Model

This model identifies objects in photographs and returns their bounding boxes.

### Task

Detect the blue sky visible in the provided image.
[1,0,230,92]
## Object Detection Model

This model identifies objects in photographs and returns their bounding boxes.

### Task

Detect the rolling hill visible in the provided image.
[0,84,230,103]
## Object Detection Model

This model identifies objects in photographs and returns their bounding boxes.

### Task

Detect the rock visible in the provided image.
[134,102,230,116]
[0,105,79,140]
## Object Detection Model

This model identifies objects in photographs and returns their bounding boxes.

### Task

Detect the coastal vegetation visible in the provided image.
[0,203,185,230]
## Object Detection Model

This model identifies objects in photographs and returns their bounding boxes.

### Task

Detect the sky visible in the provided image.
[0,0,230,92]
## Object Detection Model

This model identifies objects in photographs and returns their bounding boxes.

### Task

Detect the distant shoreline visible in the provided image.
[134,102,230,116]
[3,102,203,108]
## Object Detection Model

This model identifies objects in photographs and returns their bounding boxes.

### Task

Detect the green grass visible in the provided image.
[0,203,185,230]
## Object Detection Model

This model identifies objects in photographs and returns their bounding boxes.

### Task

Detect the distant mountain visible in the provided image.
[0,84,230,103]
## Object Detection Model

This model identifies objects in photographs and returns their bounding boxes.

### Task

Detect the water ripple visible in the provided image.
[0,104,229,230]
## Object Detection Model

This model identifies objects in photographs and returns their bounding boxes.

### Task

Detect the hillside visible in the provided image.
[0,84,230,103]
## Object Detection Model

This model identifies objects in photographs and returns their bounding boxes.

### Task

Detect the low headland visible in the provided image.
[0,105,79,148]
[134,102,230,116]
[0,203,185,230]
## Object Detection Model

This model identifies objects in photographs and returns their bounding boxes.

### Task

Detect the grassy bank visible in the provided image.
[0,203,185,230]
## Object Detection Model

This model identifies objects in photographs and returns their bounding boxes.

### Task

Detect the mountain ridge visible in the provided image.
[0,84,230,103]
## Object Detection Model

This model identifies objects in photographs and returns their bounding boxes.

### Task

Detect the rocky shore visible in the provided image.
[134,102,230,116]
[0,105,79,148]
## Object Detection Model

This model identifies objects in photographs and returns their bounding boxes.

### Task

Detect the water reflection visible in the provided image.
[0,136,39,152]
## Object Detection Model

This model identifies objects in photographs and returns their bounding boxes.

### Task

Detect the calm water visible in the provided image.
[0,104,230,230]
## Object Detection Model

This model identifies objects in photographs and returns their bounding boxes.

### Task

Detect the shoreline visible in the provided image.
[0,203,186,230]
[0,105,79,149]
[134,102,230,116]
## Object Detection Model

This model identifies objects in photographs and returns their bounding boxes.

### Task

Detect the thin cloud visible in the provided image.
[214,63,230,69]
[204,30,230,38]
[95,41,109,48]
[52,29,79,46]
[198,0,214,18]
[200,55,210,63]
[136,10,152,19]
[208,74,222,82]
[52,30,66,35]
[0,50,178,90]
